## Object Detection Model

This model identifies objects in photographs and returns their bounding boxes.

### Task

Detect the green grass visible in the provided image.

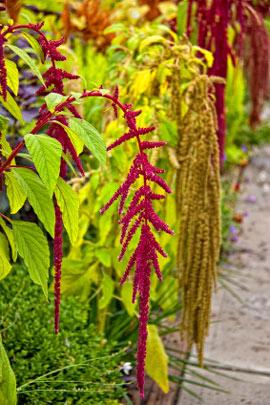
[0,265,126,405]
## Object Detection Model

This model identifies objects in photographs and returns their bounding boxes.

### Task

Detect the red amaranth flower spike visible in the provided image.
[186,0,246,164]
[33,27,83,334]
[39,36,66,61]
[100,99,173,398]
[36,66,79,96]
[54,201,63,334]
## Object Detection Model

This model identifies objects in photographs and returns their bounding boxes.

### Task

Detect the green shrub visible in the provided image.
[0,266,126,404]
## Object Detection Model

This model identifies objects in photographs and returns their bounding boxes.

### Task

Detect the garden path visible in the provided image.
[178,146,270,405]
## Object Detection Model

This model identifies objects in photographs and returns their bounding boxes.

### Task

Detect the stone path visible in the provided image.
[178,146,270,405]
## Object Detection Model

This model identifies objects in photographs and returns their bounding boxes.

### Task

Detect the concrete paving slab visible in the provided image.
[178,147,270,404]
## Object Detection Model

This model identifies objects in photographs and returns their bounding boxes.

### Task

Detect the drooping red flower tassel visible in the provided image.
[53,201,63,334]
[245,6,270,128]
[34,26,83,332]
[101,101,173,397]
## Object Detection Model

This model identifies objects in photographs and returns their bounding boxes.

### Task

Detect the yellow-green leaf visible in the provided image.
[52,120,84,155]
[54,177,79,245]
[95,247,111,267]
[5,171,27,214]
[24,134,62,196]
[0,217,17,261]
[0,335,17,405]
[11,168,55,237]
[99,273,114,309]
[22,31,45,62]
[120,282,136,316]
[61,259,97,302]
[13,220,49,298]
[45,93,68,113]
[6,60,19,96]
[6,44,44,85]
[139,35,166,52]
[69,118,106,166]
[192,46,214,68]
[145,324,169,393]
[0,91,23,123]
[0,234,12,281]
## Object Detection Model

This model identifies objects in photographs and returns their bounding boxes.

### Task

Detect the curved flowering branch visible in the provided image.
[99,94,173,398]
[31,24,82,335]
[0,21,83,334]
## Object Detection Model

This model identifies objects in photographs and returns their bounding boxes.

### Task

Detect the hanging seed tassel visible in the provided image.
[176,75,221,364]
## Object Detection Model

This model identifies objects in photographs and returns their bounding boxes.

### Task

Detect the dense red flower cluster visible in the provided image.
[101,100,173,397]
[35,27,85,334]
[187,0,231,164]
[187,0,270,154]
[53,202,63,334]
[245,4,270,128]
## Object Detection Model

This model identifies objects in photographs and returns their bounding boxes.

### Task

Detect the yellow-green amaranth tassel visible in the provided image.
[176,75,221,364]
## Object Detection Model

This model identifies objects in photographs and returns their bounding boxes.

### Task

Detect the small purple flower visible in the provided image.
[245,194,257,204]
[229,225,237,234]
[229,225,238,242]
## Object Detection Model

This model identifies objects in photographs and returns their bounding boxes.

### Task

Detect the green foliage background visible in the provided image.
[0,0,269,402]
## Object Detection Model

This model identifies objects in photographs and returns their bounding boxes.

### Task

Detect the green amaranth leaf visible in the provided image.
[61,259,97,302]
[139,35,166,52]
[65,118,106,165]
[0,335,17,405]
[0,217,17,261]
[146,324,169,393]
[6,44,44,85]
[98,273,114,309]
[69,118,106,165]
[13,221,49,298]
[0,234,12,281]
[52,120,84,155]
[120,282,136,317]
[95,247,111,267]
[6,60,19,96]
[45,93,68,112]
[24,134,62,196]
[0,114,9,132]
[5,171,27,214]
[103,23,126,34]
[21,31,45,62]
[11,168,55,237]
[0,91,23,122]
[54,177,79,245]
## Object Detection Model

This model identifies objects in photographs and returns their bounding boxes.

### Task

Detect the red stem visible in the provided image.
[0,110,52,174]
